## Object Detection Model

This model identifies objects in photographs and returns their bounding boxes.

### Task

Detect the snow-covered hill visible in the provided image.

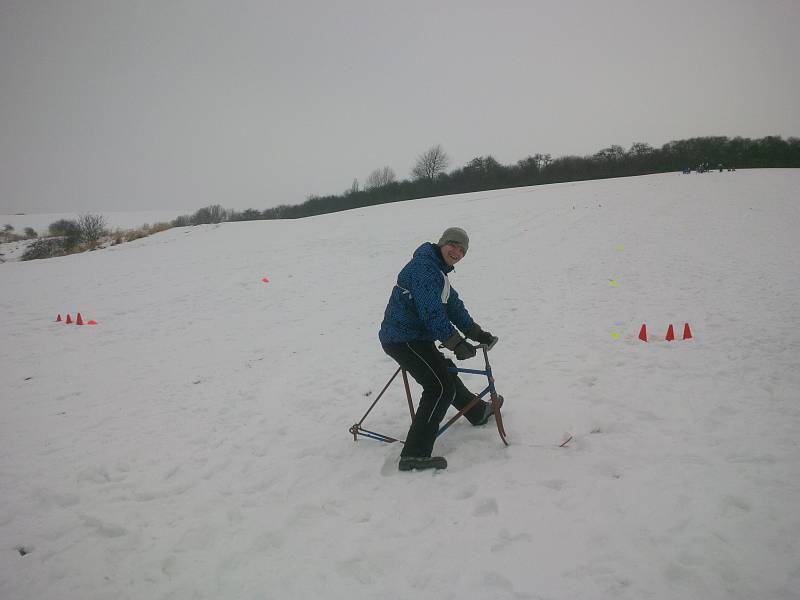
[2,170,799,599]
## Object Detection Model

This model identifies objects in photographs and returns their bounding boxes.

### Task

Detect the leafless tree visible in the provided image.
[77,213,107,248]
[533,153,552,169]
[628,142,654,157]
[191,204,227,225]
[365,166,396,189]
[593,145,626,161]
[411,145,449,181]
[171,215,192,227]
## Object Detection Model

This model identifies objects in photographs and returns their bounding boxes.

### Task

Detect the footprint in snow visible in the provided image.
[454,483,478,500]
[473,498,499,516]
[490,529,534,552]
[541,478,567,491]
[720,495,752,516]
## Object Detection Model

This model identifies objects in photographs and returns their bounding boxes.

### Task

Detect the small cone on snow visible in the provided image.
[665,324,675,341]
[76,313,84,325]
[87,320,98,325]
[261,277,269,283]
[683,323,692,340]
[638,323,648,342]
[56,314,62,322]
[65,314,73,324]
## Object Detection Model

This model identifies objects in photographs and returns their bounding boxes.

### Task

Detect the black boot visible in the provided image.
[400,421,446,471]
[398,456,448,471]
[402,419,440,458]
[473,395,504,426]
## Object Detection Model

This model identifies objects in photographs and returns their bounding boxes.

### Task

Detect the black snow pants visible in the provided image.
[382,341,484,458]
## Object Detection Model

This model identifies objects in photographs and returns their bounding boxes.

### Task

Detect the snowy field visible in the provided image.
[1,170,799,600]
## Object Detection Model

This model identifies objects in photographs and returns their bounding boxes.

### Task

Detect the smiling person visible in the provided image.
[379,227,501,472]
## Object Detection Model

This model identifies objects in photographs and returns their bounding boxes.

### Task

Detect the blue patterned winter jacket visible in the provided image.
[379,242,474,344]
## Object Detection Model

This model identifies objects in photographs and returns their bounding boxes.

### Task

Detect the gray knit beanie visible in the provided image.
[437,227,469,254]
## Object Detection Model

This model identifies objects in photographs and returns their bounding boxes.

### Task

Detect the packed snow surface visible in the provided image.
[2,170,799,599]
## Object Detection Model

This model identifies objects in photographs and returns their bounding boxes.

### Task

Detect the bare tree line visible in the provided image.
[162,135,800,225]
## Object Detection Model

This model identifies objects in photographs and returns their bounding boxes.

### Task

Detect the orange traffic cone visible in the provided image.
[665,324,675,341]
[683,323,692,340]
[638,324,647,342]
[56,314,62,322]
[76,313,84,325]
[65,314,73,324]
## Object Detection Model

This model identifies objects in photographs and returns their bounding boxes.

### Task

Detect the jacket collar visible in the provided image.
[416,242,455,273]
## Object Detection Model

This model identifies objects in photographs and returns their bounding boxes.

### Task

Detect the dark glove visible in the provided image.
[454,340,477,360]
[443,332,477,360]
[467,323,496,346]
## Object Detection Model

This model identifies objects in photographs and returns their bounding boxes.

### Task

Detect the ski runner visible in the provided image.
[379,227,502,471]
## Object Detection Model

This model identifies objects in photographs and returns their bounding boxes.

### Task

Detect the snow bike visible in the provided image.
[349,338,508,446]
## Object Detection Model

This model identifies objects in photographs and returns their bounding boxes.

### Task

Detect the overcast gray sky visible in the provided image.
[1,0,798,214]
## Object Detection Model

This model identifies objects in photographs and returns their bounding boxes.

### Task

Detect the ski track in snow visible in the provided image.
[2,170,800,600]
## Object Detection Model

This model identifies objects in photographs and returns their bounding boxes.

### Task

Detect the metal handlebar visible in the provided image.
[482,336,500,351]
[439,335,499,353]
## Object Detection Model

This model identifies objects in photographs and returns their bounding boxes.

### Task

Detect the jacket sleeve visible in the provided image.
[408,264,457,342]
[445,285,474,335]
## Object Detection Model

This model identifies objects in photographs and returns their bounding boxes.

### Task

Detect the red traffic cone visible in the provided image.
[665,324,675,341]
[56,314,62,322]
[638,324,647,342]
[683,323,692,340]
[65,314,73,324]
[76,313,84,325]
[87,320,98,325]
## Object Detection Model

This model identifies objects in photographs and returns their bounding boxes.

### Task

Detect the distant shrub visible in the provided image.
[23,227,37,238]
[0,224,27,243]
[48,219,75,236]
[1,230,19,243]
[149,222,172,234]
[124,229,149,242]
[106,222,171,247]
[229,208,262,222]
[191,204,227,225]
[171,215,191,227]
[77,214,107,248]
[21,238,65,261]
[48,219,82,249]
[64,224,82,249]
[14,213,171,260]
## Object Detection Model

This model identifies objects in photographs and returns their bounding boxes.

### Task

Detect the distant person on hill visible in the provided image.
[379,227,501,472]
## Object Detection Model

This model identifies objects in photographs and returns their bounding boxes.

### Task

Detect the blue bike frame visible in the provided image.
[437,343,498,437]
[349,337,508,446]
